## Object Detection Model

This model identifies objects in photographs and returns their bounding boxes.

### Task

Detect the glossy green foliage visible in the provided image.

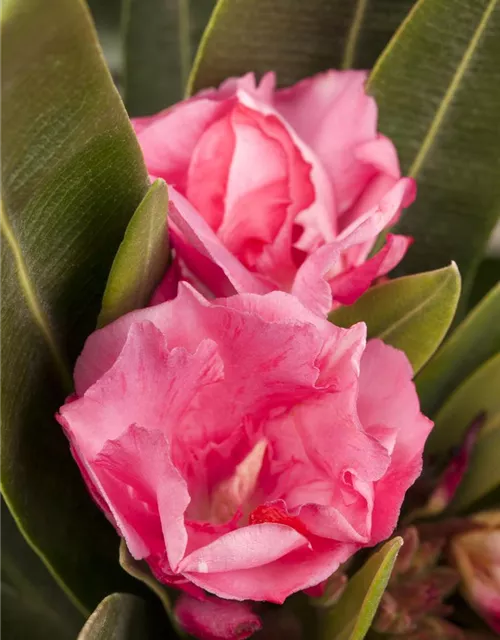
[321,538,403,640]
[450,413,500,513]
[188,0,414,93]
[416,283,500,416]
[427,353,500,454]
[1,0,149,611]
[78,594,155,639]
[123,0,215,115]
[98,180,169,327]
[329,264,461,374]
[369,0,500,298]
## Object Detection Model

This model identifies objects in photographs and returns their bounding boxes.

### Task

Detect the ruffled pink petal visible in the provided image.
[169,188,271,296]
[274,70,378,213]
[179,524,309,574]
[197,71,276,104]
[357,340,433,543]
[187,114,236,231]
[236,90,336,263]
[149,257,182,305]
[68,321,223,456]
[213,102,314,287]
[184,541,356,603]
[329,234,412,305]
[292,178,415,315]
[92,425,190,567]
[265,394,390,510]
[175,594,262,640]
[133,98,226,191]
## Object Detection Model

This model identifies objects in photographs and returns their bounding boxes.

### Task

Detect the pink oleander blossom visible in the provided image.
[133,71,415,316]
[58,285,432,602]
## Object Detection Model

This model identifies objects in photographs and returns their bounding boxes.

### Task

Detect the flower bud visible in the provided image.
[451,511,500,634]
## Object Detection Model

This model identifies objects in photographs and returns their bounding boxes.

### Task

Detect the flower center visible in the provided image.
[210,439,268,524]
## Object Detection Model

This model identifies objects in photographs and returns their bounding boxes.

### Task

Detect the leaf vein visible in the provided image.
[341,0,368,69]
[0,202,72,391]
[408,0,498,178]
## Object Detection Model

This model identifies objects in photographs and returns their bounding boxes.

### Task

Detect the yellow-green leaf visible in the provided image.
[427,353,500,454]
[329,264,461,374]
[416,283,500,416]
[119,542,172,617]
[321,538,403,640]
[98,180,169,328]
[78,594,152,640]
[450,413,500,513]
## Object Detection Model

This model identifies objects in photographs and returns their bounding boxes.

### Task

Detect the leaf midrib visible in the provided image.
[341,0,368,69]
[376,268,454,341]
[408,0,498,177]
[368,0,498,178]
[178,0,191,91]
[0,202,72,391]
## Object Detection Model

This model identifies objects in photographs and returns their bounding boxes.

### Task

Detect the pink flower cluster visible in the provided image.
[135,71,415,315]
[58,71,432,637]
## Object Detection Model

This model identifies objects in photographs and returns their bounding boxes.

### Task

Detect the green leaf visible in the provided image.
[98,180,169,328]
[119,542,173,617]
[321,538,403,640]
[329,263,461,374]
[416,283,500,416]
[427,352,500,454]
[187,0,415,94]
[1,500,84,640]
[119,542,183,636]
[78,594,154,639]
[450,413,500,513]
[1,0,149,613]
[468,258,500,310]
[123,0,216,115]
[368,0,500,298]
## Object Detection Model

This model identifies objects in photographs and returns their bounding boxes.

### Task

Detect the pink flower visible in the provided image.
[175,594,261,640]
[451,511,500,633]
[57,285,432,602]
[134,71,415,316]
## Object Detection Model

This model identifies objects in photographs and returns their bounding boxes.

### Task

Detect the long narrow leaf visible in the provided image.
[321,538,403,640]
[188,0,414,94]
[78,594,152,640]
[98,180,169,327]
[427,353,500,454]
[329,264,461,374]
[1,0,149,611]
[123,0,215,115]
[368,0,500,297]
[416,283,500,416]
